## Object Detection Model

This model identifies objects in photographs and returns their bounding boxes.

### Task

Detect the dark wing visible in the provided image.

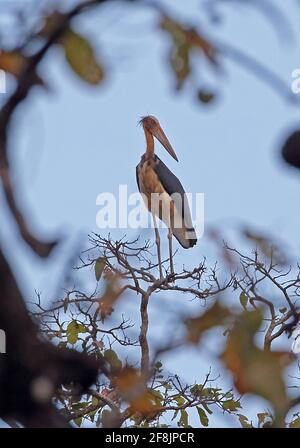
[153,155,194,231]
[136,155,145,192]
[136,164,140,192]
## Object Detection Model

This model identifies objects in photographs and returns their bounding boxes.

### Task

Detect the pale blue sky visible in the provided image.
[1,0,300,427]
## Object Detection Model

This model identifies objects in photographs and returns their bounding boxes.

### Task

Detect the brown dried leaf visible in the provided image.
[0,51,25,76]
[186,301,231,344]
[221,309,294,423]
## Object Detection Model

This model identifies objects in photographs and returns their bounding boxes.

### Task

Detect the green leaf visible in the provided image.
[290,417,300,428]
[74,417,82,427]
[196,406,209,427]
[178,409,188,427]
[190,384,202,396]
[104,349,122,369]
[222,400,241,412]
[239,292,248,310]
[95,257,106,281]
[92,396,99,407]
[238,414,252,428]
[174,395,185,406]
[66,320,87,344]
[89,409,97,423]
[67,321,79,344]
[62,28,104,85]
[72,402,88,410]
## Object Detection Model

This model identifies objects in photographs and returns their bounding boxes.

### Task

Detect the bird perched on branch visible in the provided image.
[136,115,197,278]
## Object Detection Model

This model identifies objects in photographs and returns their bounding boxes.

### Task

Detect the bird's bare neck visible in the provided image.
[145,129,154,160]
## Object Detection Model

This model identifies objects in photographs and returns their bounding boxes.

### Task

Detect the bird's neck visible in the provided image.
[145,129,154,160]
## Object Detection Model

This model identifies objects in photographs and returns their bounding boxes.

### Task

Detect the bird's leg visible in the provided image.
[152,213,163,279]
[168,227,174,277]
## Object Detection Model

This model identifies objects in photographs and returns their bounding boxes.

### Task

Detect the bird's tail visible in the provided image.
[172,226,197,249]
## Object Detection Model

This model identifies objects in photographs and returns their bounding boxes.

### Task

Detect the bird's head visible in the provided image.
[140,115,178,162]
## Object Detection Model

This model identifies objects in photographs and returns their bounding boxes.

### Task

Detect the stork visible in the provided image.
[136,115,197,279]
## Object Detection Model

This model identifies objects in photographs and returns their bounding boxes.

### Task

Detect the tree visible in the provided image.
[28,233,300,428]
[0,0,299,428]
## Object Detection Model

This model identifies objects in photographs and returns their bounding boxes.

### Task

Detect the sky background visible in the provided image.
[1,0,300,427]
